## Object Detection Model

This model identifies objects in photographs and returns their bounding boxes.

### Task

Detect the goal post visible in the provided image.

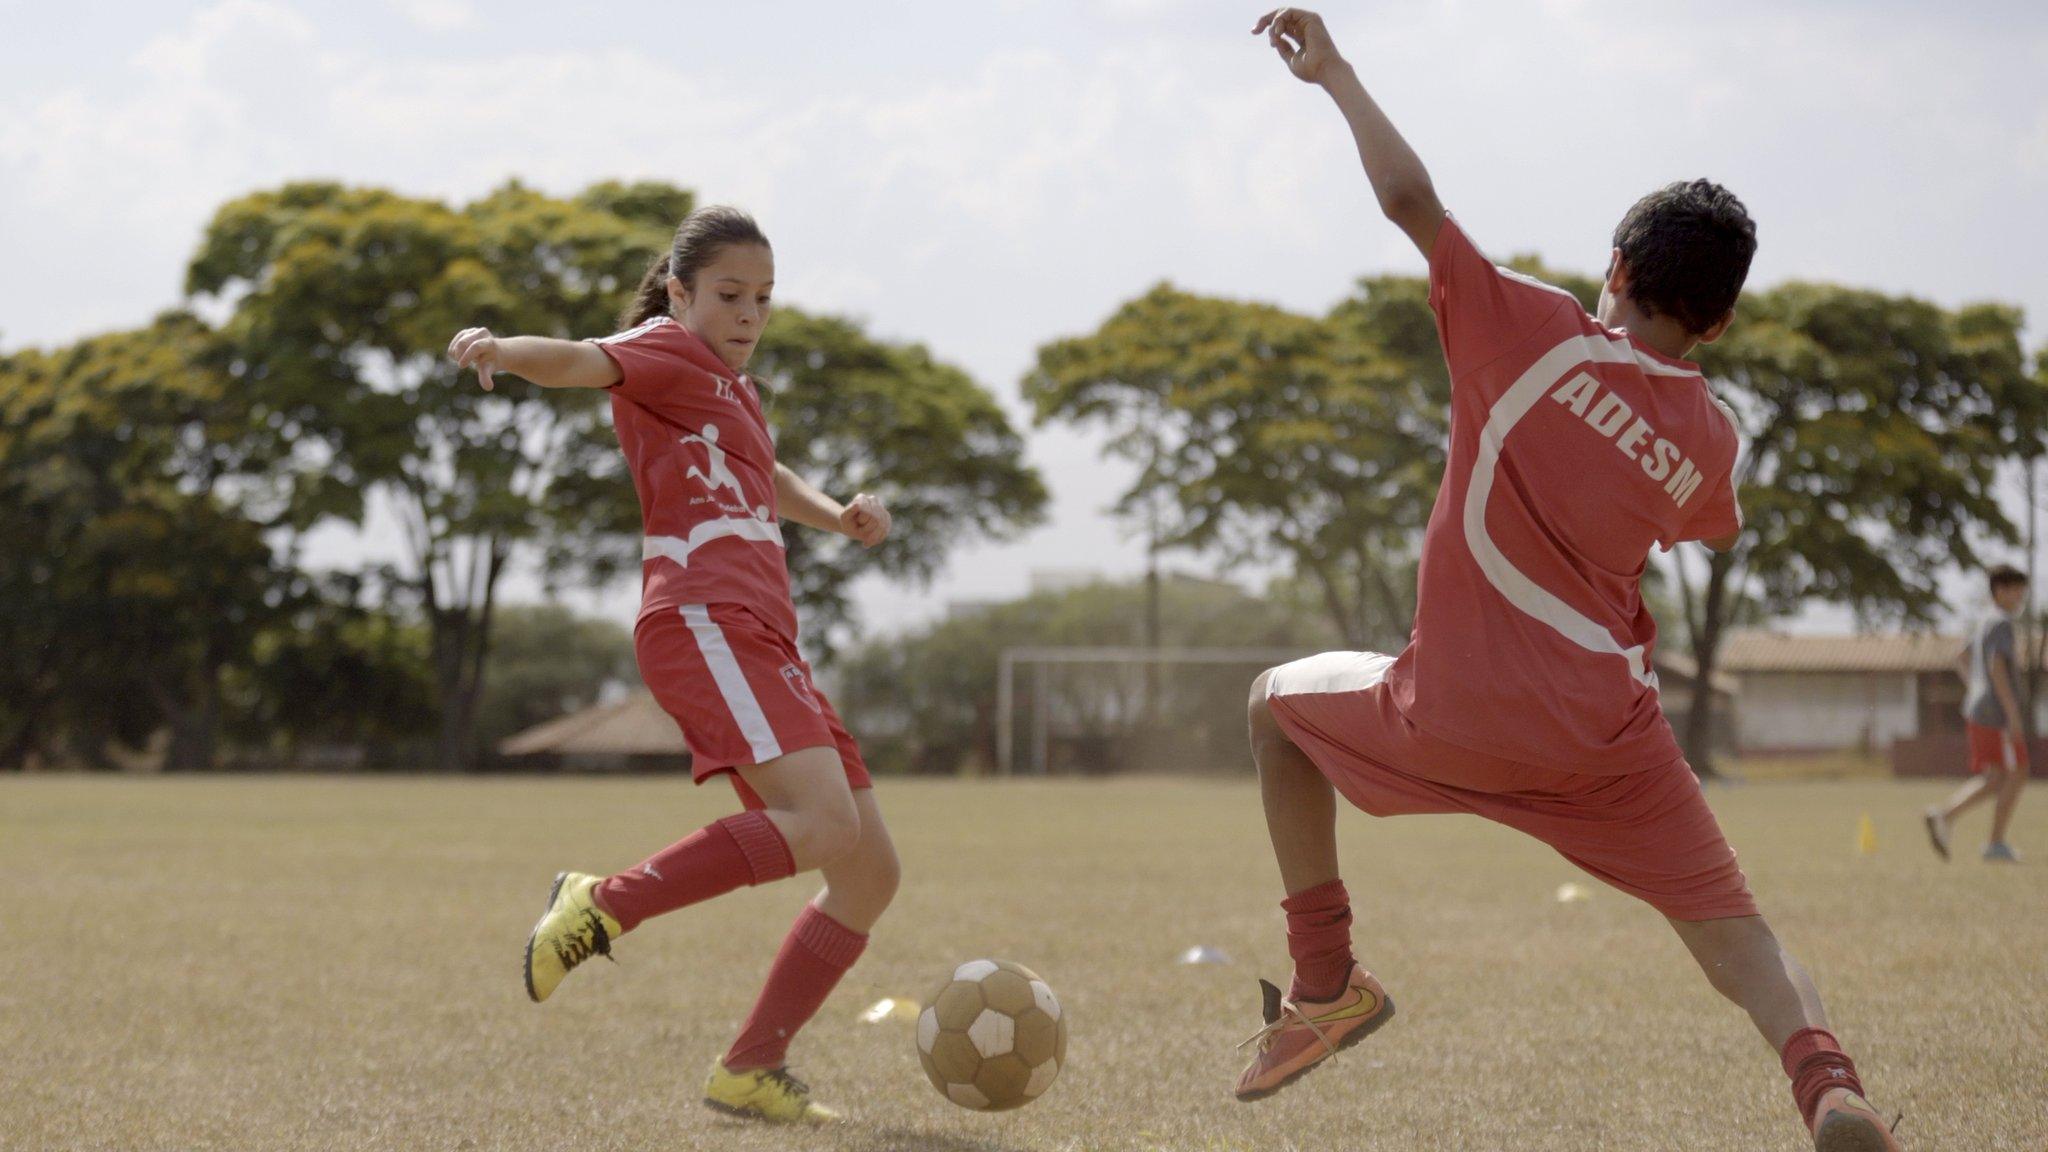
[995,646,1314,776]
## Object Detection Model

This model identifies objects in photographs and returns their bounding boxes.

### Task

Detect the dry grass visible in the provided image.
[1727,753,1895,783]
[2,774,2043,1151]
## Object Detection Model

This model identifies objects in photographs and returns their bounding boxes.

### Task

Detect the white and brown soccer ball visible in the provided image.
[916,959,1067,1111]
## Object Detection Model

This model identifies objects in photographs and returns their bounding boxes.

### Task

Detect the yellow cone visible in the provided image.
[1856,813,1878,855]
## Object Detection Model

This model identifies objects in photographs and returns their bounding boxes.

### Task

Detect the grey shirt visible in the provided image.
[1964,613,2019,729]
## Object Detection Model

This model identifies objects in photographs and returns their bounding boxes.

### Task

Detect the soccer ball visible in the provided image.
[916,959,1067,1111]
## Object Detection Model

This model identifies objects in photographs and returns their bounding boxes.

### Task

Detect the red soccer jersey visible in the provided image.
[1384,215,1742,773]
[593,317,798,640]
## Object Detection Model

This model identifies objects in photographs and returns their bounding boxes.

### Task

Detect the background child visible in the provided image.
[447,205,899,1124]
[1926,564,2030,862]
[1234,10,1903,1150]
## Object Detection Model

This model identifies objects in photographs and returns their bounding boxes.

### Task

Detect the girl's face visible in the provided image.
[669,243,774,371]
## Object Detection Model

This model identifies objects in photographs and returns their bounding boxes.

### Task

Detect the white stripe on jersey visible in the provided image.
[1461,331,1700,691]
[593,316,672,345]
[680,604,784,764]
[643,518,786,568]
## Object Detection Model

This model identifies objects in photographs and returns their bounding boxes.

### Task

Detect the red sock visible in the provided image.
[596,811,794,933]
[723,905,869,1071]
[1282,878,1355,1002]
[1780,1028,1864,1128]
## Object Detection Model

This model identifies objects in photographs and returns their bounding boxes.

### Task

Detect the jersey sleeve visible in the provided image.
[1677,472,1743,546]
[1663,398,1744,548]
[590,320,707,419]
[1427,214,1580,380]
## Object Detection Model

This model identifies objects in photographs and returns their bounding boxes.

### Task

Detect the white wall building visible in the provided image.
[1719,631,2046,756]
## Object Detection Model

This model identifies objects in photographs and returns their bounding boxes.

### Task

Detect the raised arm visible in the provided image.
[1254,8,1444,256]
[446,327,621,392]
[773,463,892,549]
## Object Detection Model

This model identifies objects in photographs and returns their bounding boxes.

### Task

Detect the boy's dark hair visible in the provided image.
[1989,564,2029,593]
[1612,179,1757,337]
[619,205,772,331]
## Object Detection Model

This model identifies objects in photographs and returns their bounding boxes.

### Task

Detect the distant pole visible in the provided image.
[1032,661,1051,776]
[2029,458,2041,733]
[996,652,1015,776]
[1144,487,1162,737]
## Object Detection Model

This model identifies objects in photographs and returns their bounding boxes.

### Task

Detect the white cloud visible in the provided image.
[131,0,316,81]
[386,0,474,31]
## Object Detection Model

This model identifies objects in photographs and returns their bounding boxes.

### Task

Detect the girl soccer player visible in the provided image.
[446,206,899,1124]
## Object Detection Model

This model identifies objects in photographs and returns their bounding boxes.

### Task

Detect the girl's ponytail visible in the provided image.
[618,255,673,331]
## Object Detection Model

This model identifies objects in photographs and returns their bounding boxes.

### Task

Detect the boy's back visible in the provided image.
[1387,218,1742,773]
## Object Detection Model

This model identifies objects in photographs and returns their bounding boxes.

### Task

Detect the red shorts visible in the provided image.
[636,602,871,808]
[1265,651,1757,922]
[1966,723,2028,774]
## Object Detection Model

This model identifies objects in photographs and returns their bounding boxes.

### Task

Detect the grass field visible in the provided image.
[3,775,2042,1151]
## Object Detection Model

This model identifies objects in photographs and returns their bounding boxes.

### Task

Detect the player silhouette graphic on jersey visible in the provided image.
[680,424,746,503]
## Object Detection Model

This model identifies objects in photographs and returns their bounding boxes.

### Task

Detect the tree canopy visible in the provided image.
[1671,287,2048,769]
[1030,268,2048,774]
[3,178,1044,770]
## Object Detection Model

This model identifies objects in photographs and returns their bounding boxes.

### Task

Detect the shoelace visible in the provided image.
[554,908,616,969]
[761,1067,811,1098]
[1234,1003,1339,1059]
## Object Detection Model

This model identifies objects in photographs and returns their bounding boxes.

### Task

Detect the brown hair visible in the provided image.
[1989,564,2029,593]
[617,205,772,331]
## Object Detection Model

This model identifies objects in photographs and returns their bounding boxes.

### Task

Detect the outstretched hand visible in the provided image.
[841,493,892,548]
[447,327,500,391]
[1253,8,1346,86]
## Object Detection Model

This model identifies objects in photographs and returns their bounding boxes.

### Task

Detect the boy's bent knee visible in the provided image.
[1249,667,1276,706]
[1248,669,1283,742]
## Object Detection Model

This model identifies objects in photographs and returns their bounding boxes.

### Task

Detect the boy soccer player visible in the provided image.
[1925,565,2030,862]
[1236,10,1903,1149]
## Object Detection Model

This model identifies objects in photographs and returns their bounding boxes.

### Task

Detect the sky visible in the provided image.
[5,0,2047,637]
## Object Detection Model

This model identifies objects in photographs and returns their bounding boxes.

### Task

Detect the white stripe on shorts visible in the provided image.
[680,604,784,764]
[1266,651,1397,698]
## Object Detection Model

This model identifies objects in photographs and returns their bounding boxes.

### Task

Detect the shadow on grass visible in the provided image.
[842,1126,1037,1152]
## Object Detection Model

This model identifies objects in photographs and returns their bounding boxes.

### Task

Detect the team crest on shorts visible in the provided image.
[781,663,822,713]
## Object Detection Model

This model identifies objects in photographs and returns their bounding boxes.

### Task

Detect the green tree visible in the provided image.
[474,604,637,755]
[1673,288,2048,772]
[191,179,1045,767]
[186,180,678,770]
[1027,284,1446,648]
[224,571,438,766]
[0,314,293,770]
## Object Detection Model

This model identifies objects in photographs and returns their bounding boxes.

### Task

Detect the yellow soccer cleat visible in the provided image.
[523,871,621,1003]
[702,1060,841,1124]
